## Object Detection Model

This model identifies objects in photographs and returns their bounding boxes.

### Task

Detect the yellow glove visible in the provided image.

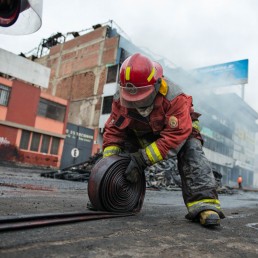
[103,146,121,158]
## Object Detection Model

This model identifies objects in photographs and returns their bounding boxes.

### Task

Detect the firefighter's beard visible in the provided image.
[136,104,154,117]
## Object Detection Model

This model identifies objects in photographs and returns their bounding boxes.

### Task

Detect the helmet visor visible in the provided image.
[120,84,156,108]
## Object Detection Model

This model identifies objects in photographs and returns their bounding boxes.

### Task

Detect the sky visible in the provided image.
[1,0,258,113]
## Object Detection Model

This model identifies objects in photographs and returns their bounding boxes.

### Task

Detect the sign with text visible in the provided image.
[191,59,248,87]
[60,123,94,169]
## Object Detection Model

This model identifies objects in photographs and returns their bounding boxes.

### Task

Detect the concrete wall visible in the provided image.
[6,80,40,126]
[0,48,50,88]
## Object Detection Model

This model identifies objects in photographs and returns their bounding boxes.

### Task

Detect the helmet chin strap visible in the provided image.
[154,78,162,93]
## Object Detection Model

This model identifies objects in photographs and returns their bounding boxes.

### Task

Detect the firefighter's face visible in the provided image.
[136,104,154,117]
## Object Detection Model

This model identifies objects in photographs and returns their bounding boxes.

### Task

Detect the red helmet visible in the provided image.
[119,53,163,108]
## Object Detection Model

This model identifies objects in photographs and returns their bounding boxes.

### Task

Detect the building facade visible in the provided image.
[0,76,69,167]
[196,93,258,187]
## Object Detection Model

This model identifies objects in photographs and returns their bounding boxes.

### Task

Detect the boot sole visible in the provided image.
[200,218,220,227]
[200,215,220,227]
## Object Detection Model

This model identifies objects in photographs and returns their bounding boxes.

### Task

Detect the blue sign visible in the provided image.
[191,59,248,87]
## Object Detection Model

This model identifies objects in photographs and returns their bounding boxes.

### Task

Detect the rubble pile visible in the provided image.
[145,159,181,191]
[40,154,235,194]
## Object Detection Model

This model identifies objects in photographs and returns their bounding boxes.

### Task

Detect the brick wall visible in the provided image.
[36,25,119,130]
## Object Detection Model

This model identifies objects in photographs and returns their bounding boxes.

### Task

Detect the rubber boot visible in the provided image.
[199,210,220,227]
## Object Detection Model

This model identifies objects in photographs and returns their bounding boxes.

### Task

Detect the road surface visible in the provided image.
[0,165,258,258]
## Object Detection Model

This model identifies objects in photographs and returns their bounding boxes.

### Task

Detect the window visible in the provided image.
[38,98,66,122]
[0,84,11,106]
[203,135,233,157]
[40,135,50,153]
[20,130,30,149]
[50,137,60,155]
[102,96,113,114]
[106,65,118,83]
[19,130,60,155]
[30,132,40,152]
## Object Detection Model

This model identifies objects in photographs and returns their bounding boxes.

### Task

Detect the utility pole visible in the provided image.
[241,84,245,100]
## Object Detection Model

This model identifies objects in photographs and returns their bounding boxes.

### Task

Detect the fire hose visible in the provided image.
[0,156,146,232]
[88,155,146,212]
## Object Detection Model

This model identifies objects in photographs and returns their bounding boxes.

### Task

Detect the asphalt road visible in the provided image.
[0,165,258,258]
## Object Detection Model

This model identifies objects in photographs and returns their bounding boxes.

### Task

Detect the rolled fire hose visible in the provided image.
[88,155,146,213]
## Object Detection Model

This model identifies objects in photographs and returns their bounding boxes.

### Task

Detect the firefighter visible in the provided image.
[101,53,225,227]
[237,176,243,189]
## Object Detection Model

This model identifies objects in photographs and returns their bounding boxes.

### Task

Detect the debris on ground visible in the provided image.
[40,153,102,182]
[39,154,236,194]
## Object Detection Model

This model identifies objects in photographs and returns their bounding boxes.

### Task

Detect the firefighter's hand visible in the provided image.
[124,151,147,183]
